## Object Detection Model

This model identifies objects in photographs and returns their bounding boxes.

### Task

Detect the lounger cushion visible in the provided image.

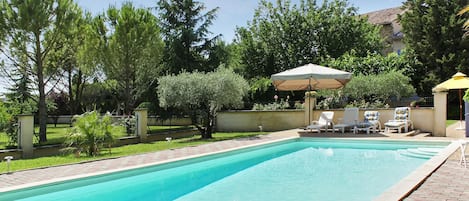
[384,121,406,127]
[394,108,409,120]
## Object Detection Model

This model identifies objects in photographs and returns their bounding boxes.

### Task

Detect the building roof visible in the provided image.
[362,6,405,25]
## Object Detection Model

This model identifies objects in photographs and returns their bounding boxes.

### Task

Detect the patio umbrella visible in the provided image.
[433,72,469,129]
[271,64,352,91]
[271,63,352,123]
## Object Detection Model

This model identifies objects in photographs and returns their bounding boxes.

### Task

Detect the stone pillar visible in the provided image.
[304,91,317,126]
[433,90,448,137]
[134,108,148,141]
[18,114,34,158]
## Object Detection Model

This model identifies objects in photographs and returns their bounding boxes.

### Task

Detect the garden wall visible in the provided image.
[217,107,435,133]
[313,108,434,133]
[216,110,305,132]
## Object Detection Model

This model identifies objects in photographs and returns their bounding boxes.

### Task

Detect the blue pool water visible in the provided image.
[0,138,448,201]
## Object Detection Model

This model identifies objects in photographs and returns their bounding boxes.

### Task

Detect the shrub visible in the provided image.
[313,71,414,109]
[315,91,347,110]
[252,100,290,111]
[0,101,34,147]
[294,101,304,109]
[64,111,119,157]
[464,89,469,102]
[0,102,10,130]
[342,70,415,104]
[346,99,387,109]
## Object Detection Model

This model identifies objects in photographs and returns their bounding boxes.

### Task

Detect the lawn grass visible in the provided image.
[0,132,266,173]
[446,120,459,127]
[0,124,127,149]
[0,124,195,149]
[147,125,193,134]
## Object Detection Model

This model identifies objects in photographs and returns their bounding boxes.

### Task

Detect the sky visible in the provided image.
[0,0,404,94]
[76,0,405,42]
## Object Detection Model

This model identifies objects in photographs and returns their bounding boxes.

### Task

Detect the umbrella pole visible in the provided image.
[459,89,464,129]
[308,79,311,124]
[308,91,311,124]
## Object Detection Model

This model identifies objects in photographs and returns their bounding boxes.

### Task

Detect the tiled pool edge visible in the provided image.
[0,134,299,193]
[374,141,459,201]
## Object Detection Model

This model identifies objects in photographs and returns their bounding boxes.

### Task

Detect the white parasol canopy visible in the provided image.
[271,63,352,125]
[271,63,352,91]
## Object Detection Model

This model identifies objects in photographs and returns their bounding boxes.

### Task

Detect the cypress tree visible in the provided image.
[400,0,469,96]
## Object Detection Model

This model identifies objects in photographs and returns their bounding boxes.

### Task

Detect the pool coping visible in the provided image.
[374,140,459,201]
[0,135,299,193]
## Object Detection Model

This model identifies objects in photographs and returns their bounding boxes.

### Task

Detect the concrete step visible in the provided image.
[412,133,431,138]
[397,147,443,159]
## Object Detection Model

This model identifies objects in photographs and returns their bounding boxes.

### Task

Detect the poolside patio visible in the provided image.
[404,122,469,201]
[0,122,467,200]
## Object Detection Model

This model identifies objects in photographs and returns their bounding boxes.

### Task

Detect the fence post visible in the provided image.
[18,114,34,158]
[433,90,447,137]
[135,108,148,141]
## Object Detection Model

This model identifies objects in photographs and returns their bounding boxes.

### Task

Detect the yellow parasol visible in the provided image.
[433,72,469,129]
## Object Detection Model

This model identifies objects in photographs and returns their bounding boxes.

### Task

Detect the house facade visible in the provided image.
[362,7,406,55]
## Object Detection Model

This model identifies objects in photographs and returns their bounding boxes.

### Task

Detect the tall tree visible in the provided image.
[235,0,382,79]
[158,0,221,73]
[47,10,99,115]
[97,3,164,114]
[4,64,33,108]
[400,0,469,96]
[0,0,81,142]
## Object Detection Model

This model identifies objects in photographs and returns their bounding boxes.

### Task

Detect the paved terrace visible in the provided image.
[0,123,467,201]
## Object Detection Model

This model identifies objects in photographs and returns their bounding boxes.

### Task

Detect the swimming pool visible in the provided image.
[0,138,448,201]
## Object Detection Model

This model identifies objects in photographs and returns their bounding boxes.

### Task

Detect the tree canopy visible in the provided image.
[158,0,222,73]
[3,0,467,140]
[157,69,249,138]
[325,51,417,76]
[97,2,164,114]
[400,0,469,96]
[0,0,82,142]
[235,0,383,79]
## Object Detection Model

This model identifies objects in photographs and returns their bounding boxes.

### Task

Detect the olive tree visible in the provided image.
[157,69,249,138]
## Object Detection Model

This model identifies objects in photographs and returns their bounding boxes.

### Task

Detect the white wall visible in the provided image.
[217,107,435,133]
[315,108,434,133]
